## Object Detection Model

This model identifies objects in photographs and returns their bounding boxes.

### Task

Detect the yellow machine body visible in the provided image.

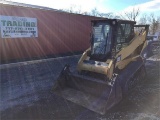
[77,29,148,79]
[53,19,149,115]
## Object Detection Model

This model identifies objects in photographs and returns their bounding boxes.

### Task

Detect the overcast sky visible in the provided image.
[8,0,160,15]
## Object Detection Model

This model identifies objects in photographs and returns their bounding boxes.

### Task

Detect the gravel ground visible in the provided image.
[0,54,159,120]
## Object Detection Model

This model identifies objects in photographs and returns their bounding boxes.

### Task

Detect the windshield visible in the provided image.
[91,22,111,55]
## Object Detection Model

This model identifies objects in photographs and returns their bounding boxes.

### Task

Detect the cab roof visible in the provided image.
[91,19,136,24]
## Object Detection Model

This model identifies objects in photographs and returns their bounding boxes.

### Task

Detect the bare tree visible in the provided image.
[68,5,76,13]
[90,8,116,18]
[139,13,148,25]
[76,6,82,14]
[99,12,114,18]
[60,5,79,13]
[115,13,126,19]
[124,7,140,21]
[148,13,160,35]
[91,8,100,17]
[114,15,122,19]
[82,12,90,15]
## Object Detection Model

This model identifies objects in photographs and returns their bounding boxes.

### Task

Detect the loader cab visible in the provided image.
[90,19,136,61]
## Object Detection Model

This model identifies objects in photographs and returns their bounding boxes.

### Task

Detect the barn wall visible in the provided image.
[0,4,100,62]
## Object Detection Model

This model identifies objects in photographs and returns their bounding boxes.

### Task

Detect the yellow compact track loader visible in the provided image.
[53,19,149,115]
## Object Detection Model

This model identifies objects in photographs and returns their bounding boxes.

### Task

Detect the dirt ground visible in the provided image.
[0,54,160,120]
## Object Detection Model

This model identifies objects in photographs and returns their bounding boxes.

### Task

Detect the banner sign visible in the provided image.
[0,15,38,38]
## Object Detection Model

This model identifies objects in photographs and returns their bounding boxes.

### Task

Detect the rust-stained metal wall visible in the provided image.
[0,4,100,62]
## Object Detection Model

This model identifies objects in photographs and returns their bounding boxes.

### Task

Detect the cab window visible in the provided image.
[116,23,134,51]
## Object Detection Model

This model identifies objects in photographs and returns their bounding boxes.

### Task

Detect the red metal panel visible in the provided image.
[0,4,100,61]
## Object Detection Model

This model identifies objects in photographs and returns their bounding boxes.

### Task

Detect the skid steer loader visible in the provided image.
[52,19,149,115]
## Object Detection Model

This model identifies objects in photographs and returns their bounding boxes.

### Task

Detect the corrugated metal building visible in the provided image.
[0,0,102,63]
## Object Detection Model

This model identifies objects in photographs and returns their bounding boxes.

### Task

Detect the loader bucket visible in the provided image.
[53,65,122,115]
